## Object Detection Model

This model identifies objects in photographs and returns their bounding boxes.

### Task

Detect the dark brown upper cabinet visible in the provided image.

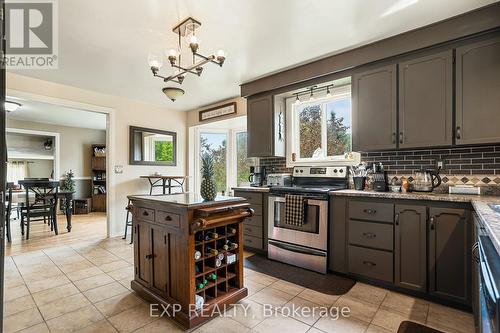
[394,205,427,292]
[456,36,500,145]
[352,64,397,151]
[398,51,453,148]
[246,95,285,157]
[428,207,470,305]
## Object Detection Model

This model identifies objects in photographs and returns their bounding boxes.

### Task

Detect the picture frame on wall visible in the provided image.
[199,102,237,122]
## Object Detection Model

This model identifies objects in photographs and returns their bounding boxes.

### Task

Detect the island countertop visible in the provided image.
[127,193,246,209]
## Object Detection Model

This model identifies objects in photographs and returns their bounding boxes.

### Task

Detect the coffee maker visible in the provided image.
[249,166,266,187]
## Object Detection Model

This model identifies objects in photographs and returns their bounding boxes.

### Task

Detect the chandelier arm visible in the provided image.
[164,57,213,82]
[194,52,223,66]
[171,64,199,76]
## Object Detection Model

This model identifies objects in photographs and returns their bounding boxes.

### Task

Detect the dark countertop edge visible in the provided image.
[330,189,500,256]
[232,186,270,193]
[127,194,246,209]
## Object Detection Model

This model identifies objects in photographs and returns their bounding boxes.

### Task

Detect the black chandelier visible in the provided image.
[148,17,226,101]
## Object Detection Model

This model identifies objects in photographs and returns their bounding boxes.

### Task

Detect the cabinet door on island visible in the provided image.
[395,205,427,292]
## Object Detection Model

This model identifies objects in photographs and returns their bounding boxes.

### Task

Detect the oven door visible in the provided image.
[267,195,328,251]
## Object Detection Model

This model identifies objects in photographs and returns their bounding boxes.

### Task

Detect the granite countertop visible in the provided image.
[232,186,270,193]
[127,193,246,208]
[330,189,500,255]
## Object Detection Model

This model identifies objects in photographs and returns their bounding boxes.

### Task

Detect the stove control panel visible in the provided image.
[293,166,348,178]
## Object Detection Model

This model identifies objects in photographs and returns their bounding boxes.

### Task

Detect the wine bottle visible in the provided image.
[205,246,218,255]
[196,279,204,290]
[215,258,222,267]
[194,250,202,260]
[195,233,203,242]
[204,232,219,241]
[195,265,200,274]
[209,273,217,281]
[227,227,236,234]
[216,253,225,261]
[227,241,238,249]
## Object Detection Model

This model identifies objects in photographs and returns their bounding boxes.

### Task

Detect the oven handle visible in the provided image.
[268,240,326,257]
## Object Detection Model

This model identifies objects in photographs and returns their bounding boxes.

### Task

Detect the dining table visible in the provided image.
[140,175,188,195]
[14,180,75,232]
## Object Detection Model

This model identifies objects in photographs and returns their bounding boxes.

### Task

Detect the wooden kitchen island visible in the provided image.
[127,193,251,329]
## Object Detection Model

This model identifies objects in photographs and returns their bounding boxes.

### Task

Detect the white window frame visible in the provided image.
[286,84,359,167]
[192,127,248,195]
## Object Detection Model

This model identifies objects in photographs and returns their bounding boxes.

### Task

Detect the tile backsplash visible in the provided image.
[258,145,500,193]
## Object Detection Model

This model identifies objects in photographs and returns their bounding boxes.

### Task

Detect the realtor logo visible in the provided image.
[3,0,58,69]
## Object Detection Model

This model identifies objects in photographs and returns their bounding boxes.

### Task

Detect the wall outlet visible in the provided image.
[114,165,124,174]
[437,160,444,169]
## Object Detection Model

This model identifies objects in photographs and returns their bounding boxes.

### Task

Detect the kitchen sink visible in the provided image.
[489,204,500,215]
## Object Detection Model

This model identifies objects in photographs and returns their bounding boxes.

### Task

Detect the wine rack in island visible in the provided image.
[128,195,252,329]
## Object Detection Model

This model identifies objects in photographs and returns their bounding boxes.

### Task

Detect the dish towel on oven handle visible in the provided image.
[285,194,305,227]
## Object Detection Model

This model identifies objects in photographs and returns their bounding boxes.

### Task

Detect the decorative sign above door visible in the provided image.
[199,102,237,122]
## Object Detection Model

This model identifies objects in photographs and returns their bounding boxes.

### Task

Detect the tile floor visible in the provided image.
[3,237,475,333]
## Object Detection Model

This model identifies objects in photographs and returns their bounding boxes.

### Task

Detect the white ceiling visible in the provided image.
[9,0,496,112]
[6,97,107,130]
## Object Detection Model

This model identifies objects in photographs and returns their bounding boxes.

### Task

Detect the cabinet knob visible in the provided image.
[456,126,461,140]
[165,215,172,221]
[362,232,376,239]
[142,211,149,216]
[430,217,435,230]
[395,213,399,226]
[392,132,396,144]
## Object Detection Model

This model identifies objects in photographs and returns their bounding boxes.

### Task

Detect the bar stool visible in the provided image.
[123,199,133,244]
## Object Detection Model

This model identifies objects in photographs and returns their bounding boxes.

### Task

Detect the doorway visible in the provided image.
[4,96,110,255]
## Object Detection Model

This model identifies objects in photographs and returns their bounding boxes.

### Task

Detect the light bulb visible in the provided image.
[189,35,198,45]
[167,49,178,57]
[326,87,332,98]
[309,91,314,101]
[147,53,163,69]
[293,95,300,105]
[216,49,226,58]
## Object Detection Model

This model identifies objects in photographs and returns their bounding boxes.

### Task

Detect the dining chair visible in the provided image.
[20,181,59,240]
[5,185,12,243]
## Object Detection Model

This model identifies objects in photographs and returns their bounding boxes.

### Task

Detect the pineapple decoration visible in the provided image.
[200,153,217,201]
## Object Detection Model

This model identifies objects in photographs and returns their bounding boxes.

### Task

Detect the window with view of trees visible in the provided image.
[236,132,251,186]
[291,87,352,163]
[200,133,227,193]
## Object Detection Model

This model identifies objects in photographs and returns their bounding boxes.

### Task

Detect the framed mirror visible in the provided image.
[129,126,177,166]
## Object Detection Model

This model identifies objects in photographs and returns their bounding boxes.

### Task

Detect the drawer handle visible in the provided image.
[362,260,376,267]
[430,216,435,230]
[142,211,149,217]
[363,209,377,215]
[472,242,479,263]
[145,254,155,260]
[362,232,376,239]
[164,215,172,221]
[456,126,461,140]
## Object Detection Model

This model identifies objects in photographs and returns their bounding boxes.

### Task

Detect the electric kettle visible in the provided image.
[413,169,442,192]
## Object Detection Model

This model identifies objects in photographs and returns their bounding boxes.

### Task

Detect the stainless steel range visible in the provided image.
[267,166,348,274]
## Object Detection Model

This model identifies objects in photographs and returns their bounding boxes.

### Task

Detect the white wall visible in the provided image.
[6,119,106,179]
[7,73,188,237]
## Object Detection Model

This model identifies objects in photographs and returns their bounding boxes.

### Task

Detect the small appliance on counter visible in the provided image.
[248,166,266,187]
[372,162,388,192]
[413,168,441,192]
[266,173,292,187]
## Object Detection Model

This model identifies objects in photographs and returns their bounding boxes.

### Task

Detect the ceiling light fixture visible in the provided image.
[309,87,315,101]
[5,101,22,112]
[293,93,300,105]
[162,87,185,102]
[148,17,226,101]
[326,85,332,98]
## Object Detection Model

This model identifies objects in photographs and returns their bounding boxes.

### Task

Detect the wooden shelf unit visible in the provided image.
[91,144,106,212]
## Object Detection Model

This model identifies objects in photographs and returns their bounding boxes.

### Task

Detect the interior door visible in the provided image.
[1,0,6,326]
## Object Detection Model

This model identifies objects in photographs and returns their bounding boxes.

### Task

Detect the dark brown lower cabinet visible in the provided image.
[135,221,152,287]
[428,207,471,305]
[395,205,427,292]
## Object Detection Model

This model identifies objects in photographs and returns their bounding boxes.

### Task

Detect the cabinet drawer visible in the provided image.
[349,245,393,283]
[156,210,180,228]
[349,220,393,251]
[244,235,263,249]
[243,225,262,238]
[136,207,155,222]
[234,191,262,205]
[251,204,263,216]
[349,200,394,223]
[244,215,262,227]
